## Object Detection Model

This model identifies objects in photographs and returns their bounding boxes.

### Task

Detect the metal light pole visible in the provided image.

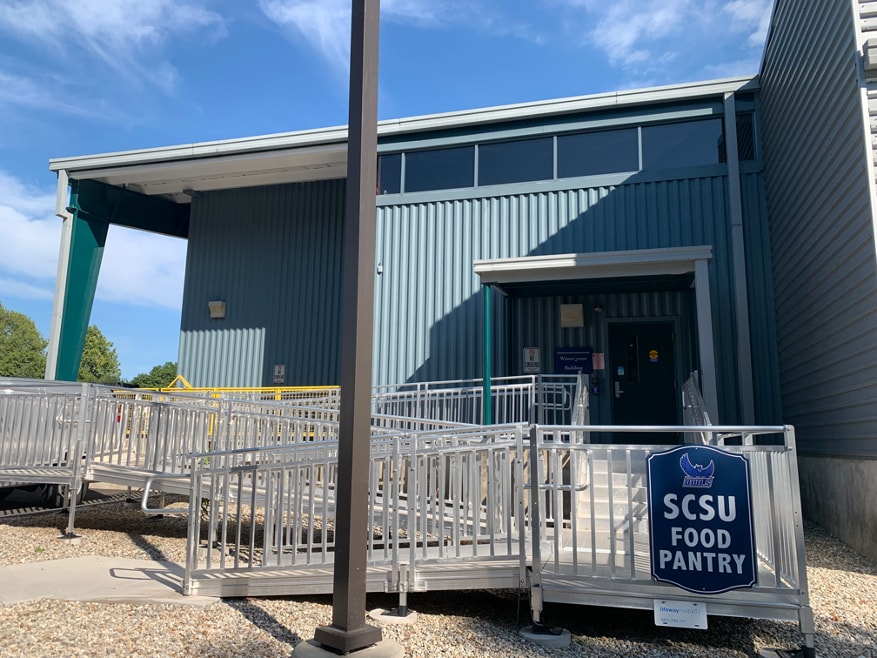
[312,0,383,653]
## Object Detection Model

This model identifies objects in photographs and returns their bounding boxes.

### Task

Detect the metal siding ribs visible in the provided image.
[761,0,877,457]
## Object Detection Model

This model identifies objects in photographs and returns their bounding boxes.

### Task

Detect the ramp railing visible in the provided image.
[159,424,528,597]
[0,381,476,525]
[681,371,714,444]
[371,375,578,425]
[0,382,92,535]
[85,394,428,493]
[0,378,813,651]
[527,424,813,653]
[130,375,342,406]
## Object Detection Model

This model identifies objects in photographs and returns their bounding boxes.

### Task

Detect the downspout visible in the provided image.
[853,22,877,267]
[694,258,720,421]
[482,284,492,425]
[724,92,756,424]
[45,169,73,380]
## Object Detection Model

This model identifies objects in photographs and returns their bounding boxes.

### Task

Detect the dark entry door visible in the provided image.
[609,322,678,443]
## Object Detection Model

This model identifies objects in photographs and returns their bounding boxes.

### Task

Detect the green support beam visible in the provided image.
[54,181,109,381]
[51,179,190,381]
[75,179,189,239]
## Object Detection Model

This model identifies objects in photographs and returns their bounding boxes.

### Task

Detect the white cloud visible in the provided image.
[99,227,187,310]
[0,173,60,287]
[583,0,695,68]
[0,170,186,311]
[0,71,110,120]
[551,0,772,78]
[703,57,765,80]
[723,0,773,47]
[0,0,226,95]
[258,0,518,73]
[0,278,54,301]
[259,0,352,72]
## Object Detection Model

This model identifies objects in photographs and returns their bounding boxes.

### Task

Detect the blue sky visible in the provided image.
[0,0,772,381]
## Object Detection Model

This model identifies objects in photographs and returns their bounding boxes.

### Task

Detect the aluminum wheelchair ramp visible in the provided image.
[527,425,814,654]
[140,425,530,598]
[0,379,814,655]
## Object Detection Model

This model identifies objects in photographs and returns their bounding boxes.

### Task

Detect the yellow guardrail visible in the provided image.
[134,375,341,401]
[109,376,341,439]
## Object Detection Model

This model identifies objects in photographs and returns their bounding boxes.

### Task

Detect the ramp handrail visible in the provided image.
[178,424,528,595]
[0,382,92,536]
[682,371,715,444]
[527,423,813,654]
[372,375,578,425]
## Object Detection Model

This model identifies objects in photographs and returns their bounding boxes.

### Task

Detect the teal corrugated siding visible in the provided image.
[178,328,264,386]
[178,181,345,387]
[174,146,779,426]
[761,0,877,456]
[374,174,779,423]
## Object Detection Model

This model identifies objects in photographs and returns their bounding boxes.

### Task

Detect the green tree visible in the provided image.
[130,361,177,389]
[0,301,47,378]
[78,325,121,383]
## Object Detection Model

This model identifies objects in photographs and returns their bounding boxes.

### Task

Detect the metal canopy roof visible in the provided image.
[474,246,713,297]
[473,246,714,291]
[48,77,757,205]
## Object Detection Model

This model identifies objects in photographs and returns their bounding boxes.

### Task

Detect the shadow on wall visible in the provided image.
[179,182,346,388]
[382,168,778,424]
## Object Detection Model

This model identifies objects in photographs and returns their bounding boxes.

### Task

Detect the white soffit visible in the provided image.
[473,246,714,285]
[62,143,348,203]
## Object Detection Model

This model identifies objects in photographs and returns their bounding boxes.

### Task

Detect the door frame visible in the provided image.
[475,246,720,422]
[606,317,684,426]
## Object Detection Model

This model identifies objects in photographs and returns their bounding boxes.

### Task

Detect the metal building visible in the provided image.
[44,0,877,560]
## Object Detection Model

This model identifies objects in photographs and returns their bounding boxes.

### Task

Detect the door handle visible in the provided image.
[614,381,624,399]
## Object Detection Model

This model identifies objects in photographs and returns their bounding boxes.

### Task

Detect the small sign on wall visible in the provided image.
[560,303,584,328]
[273,364,286,384]
[554,347,593,374]
[523,347,541,373]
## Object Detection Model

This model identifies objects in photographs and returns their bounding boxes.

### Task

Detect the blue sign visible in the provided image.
[647,445,756,594]
[554,347,593,374]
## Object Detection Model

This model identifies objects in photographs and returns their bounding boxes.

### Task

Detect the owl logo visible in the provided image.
[680,452,715,488]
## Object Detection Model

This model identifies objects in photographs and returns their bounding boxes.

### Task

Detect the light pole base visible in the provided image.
[311,624,385,654]
[293,638,403,658]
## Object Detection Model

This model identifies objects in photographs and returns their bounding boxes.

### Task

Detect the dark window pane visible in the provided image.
[642,119,725,169]
[478,137,553,186]
[404,145,474,192]
[557,128,639,178]
[378,153,401,195]
[736,112,756,161]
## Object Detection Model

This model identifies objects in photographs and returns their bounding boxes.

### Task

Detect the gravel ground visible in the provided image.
[0,490,875,658]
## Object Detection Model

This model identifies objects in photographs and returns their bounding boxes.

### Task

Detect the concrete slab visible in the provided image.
[0,556,218,607]
[519,625,572,649]
[368,607,419,625]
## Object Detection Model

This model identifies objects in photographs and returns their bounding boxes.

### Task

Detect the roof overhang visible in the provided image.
[55,142,349,204]
[49,77,757,205]
[473,246,713,291]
